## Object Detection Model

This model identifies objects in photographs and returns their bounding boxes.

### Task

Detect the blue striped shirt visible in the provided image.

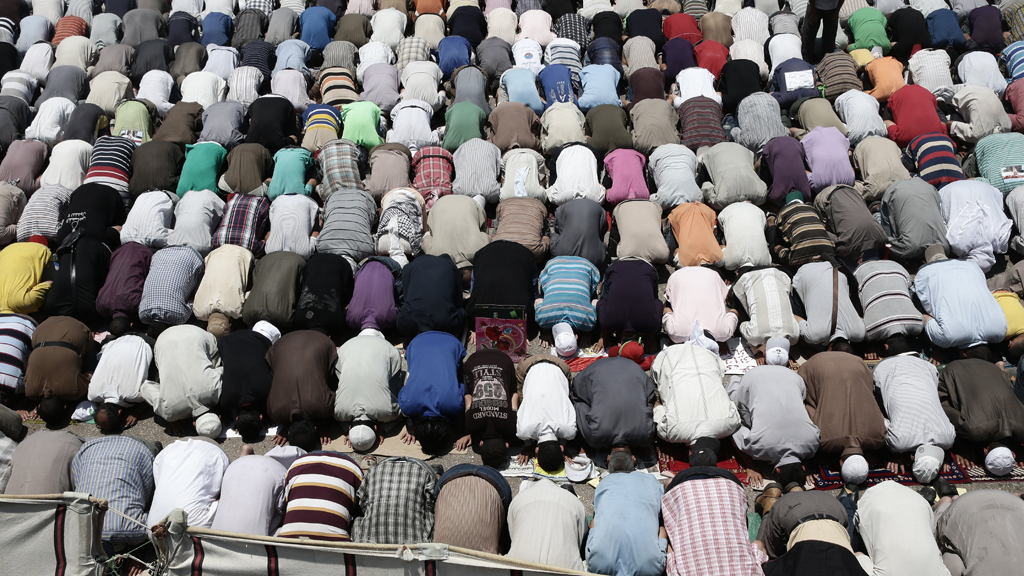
[535,256,601,331]
[71,436,156,544]
[0,314,34,394]
[1005,41,1024,81]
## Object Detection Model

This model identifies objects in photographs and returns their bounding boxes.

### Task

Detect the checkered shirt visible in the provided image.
[662,477,768,576]
[554,13,590,51]
[138,245,206,326]
[412,146,455,206]
[71,436,156,545]
[396,36,431,71]
[317,139,366,197]
[351,457,437,544]
[213,193,270,255]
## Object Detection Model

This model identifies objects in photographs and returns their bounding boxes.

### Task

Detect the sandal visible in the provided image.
[755,483,783,515]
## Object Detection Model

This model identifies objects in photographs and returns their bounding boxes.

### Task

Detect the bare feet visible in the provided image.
[240,444,255,457]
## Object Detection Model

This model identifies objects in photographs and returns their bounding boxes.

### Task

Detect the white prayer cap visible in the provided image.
[841,454,869,485]
[690,320,719,354]
[913,444,944,484]
[195,412,222,438]
[765,337,791,366]
[552,322,577,357]
[985,446,1016,477]
[349,424,377,452]
[252,321,282,345]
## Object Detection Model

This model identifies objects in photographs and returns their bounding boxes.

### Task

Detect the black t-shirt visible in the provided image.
[624,9,667,53]
[295,252,355,335]
[218,330,274,413]
[245,96,301,153]
[56,183,127,250]
[43,235,111,325]
[463,349,517,442]
[466,240,536,316]
[590,11,623,45]
[131,39,174,84]
[61,103,107,144]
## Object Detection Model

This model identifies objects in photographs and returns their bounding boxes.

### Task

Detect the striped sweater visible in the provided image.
[279,452,364,542]
[775,202,835,266]
[854,259,924,341]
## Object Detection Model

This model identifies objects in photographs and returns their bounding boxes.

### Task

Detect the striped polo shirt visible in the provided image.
[905,133,963,190]
[0,314,35,394]
[83,135,137,194]
[534,256,601,331]
[303,104,343,134]
[854,260,924,341]
[278,452,364,542]
[678,96,727,151]
[776,201,835,266]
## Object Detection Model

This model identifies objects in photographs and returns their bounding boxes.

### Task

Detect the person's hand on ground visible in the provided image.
[273,434,287,446]
[746,468,764,489]
[123,413,138,429]
[516,452,531,465]
[400,429,416,445]
[17,409,36,421]
[953,453,974,470]
[454,434,471,451]
[320,434,332,447]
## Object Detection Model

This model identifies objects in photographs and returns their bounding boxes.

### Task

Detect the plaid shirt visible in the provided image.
[71,436,156,545]
[412,146,454,206]
[138,245,206,326]
[396,36,431,71]
[662,477,768,576]
[213,193,270,255]
[317,139,366,198]
[351,457,436,544]
[554,13,591,52]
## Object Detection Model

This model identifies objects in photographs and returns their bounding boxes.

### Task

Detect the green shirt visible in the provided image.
[113,101,154,144]
[341,100,384,150]
[846,7,890,54]
[267,147,315,201]
[442,102,487,152]
[176,141,227,197]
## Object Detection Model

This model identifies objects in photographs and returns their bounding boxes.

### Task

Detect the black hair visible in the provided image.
[777,462,805,489]
[287,419,320,453]
[94,403,121,432]
[607,450,635,473]
[235,408,263,441]
[37,397,67,427]
[1008,336,1024,366]
[414,417,450,454]
[883,335,913,357]
[536,440,564,473]
[109,317,131,338]
[962,344,999,363]
[689,447,718,467]
[147,321,169,339]
[479,437,508,469]
[829,338,855,354]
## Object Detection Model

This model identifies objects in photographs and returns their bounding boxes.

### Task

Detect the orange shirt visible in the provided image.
[668,201,723,267]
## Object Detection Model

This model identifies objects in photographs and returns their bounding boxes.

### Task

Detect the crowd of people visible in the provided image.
[4,0,1024,571]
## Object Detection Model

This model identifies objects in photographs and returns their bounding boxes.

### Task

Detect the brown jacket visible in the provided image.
[938,358,1024,444]
[25,316,92,401]
[799,351,886,457]
[266,330,338,426]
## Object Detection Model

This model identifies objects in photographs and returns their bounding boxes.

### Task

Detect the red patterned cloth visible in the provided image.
[662,477,768,576]
[412,145,454,209]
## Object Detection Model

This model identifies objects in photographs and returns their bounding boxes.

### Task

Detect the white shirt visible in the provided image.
[141,325,224,422]
[718,201,771,270]
[674,67,721,107]
[958,51,1008,96]
[202,0,237,17]
[265,194,319,260]
[767,34,802,79]
[516,362,577,443]
[171,0,205,17]
[370,8,408,51]
[400,61,445,111]
[907,49,954,96]
[136,70,176,116]
[25,97,76,147]
[19,43,55,85]
[88,335,153,407]
[387,99,440,150]
[148,438,230,528]
[512,38,544,74]
[855,481,952,576]
[651,342,741,444]
[356,41,396,83]
[834,89,889,147]
[121,190,176,248]
[180,71,228,109]
[545,145,606,205]
[226,66,264,107]
[909,0,946,16]
[732,7,769,45]
[939,179,1011,273]
[39,140,92,190]
[203,45,239,80]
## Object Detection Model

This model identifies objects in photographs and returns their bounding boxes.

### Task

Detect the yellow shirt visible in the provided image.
[995,291,1024,339]
[0,242,53,314]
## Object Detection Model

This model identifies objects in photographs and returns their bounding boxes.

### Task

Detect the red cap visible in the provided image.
[28,235,48,247]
